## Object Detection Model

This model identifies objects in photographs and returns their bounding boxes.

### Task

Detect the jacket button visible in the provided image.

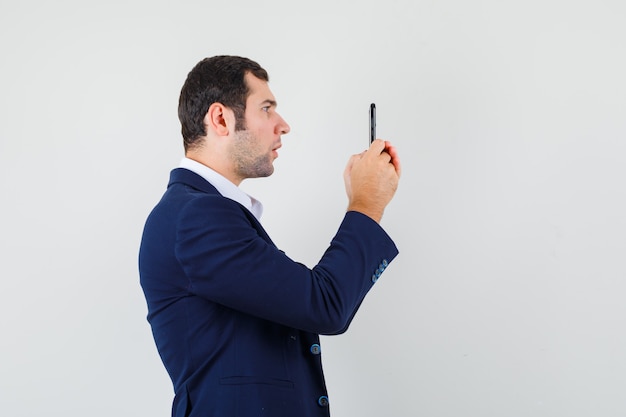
[371,274,378,283]
[381,259,389,268]
[318,396,329,407]
[310,344,321,355]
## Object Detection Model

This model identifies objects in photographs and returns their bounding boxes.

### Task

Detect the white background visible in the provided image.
[1,0,625,416]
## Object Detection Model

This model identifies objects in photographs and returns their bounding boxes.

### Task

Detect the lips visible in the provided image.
[272,142,282,158]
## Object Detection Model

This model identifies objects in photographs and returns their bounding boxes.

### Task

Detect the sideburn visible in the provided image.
[233,106,247,132]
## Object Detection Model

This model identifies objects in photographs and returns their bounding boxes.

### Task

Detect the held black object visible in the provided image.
[369,103,376,144]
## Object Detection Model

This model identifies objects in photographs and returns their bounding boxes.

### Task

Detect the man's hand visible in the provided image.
[344,139,402,223]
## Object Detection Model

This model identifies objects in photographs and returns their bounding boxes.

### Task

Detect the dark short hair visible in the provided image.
[178,55,269,151]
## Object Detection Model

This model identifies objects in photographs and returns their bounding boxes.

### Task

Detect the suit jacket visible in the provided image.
[139,168,399,417]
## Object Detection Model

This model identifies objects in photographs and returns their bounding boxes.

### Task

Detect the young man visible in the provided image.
[139,55,401,417]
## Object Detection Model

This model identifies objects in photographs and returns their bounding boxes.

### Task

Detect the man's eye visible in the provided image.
[262,106,270,113]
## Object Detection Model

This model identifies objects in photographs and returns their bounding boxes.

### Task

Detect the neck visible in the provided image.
[185,152,242,186]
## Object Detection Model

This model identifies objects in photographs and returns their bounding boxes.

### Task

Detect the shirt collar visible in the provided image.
[178,157,263,220]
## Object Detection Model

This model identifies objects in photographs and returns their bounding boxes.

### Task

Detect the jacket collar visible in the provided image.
[167,168,277,247]
[167,168,220,195]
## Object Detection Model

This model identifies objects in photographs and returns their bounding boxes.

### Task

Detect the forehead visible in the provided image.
[244,72,275,102]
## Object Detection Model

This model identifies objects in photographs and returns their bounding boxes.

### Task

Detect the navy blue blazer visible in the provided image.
[139,168,399,417]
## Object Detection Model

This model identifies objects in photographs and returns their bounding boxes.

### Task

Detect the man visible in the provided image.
[139,55,401,417]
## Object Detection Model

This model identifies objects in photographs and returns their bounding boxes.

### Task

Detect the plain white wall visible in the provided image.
[1,0,625,416]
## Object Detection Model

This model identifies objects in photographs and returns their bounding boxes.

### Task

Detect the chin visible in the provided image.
[249,166,274,179]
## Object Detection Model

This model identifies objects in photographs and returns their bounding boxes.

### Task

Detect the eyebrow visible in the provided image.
[260,99,277,108]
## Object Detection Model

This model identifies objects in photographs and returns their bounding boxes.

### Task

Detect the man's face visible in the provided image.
[228,73,290,181]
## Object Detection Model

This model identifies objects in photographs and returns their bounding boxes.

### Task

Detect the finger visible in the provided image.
[388,149,402,177]
[378,141,402,172]
[379,142,394,161]
[379,150,392,164]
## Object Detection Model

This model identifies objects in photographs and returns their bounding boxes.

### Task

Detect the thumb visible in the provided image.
[368,139,386,155]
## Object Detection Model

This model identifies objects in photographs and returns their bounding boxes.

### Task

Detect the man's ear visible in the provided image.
[203,103,234,137]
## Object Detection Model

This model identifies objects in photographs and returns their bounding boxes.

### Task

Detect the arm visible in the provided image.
[175,196,398,335]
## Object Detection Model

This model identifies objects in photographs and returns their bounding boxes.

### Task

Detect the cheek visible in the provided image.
[249,124,275,145]
[245,118,266,135]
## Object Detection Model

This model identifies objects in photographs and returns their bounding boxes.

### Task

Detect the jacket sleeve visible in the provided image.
[175,195,399,335]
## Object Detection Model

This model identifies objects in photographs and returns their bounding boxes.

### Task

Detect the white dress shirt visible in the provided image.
[178,157,264,221]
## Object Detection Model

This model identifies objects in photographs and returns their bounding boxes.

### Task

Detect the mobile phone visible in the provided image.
[369,103,376,144]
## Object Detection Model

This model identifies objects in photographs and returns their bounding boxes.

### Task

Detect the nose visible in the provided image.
[276,114,290,135]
